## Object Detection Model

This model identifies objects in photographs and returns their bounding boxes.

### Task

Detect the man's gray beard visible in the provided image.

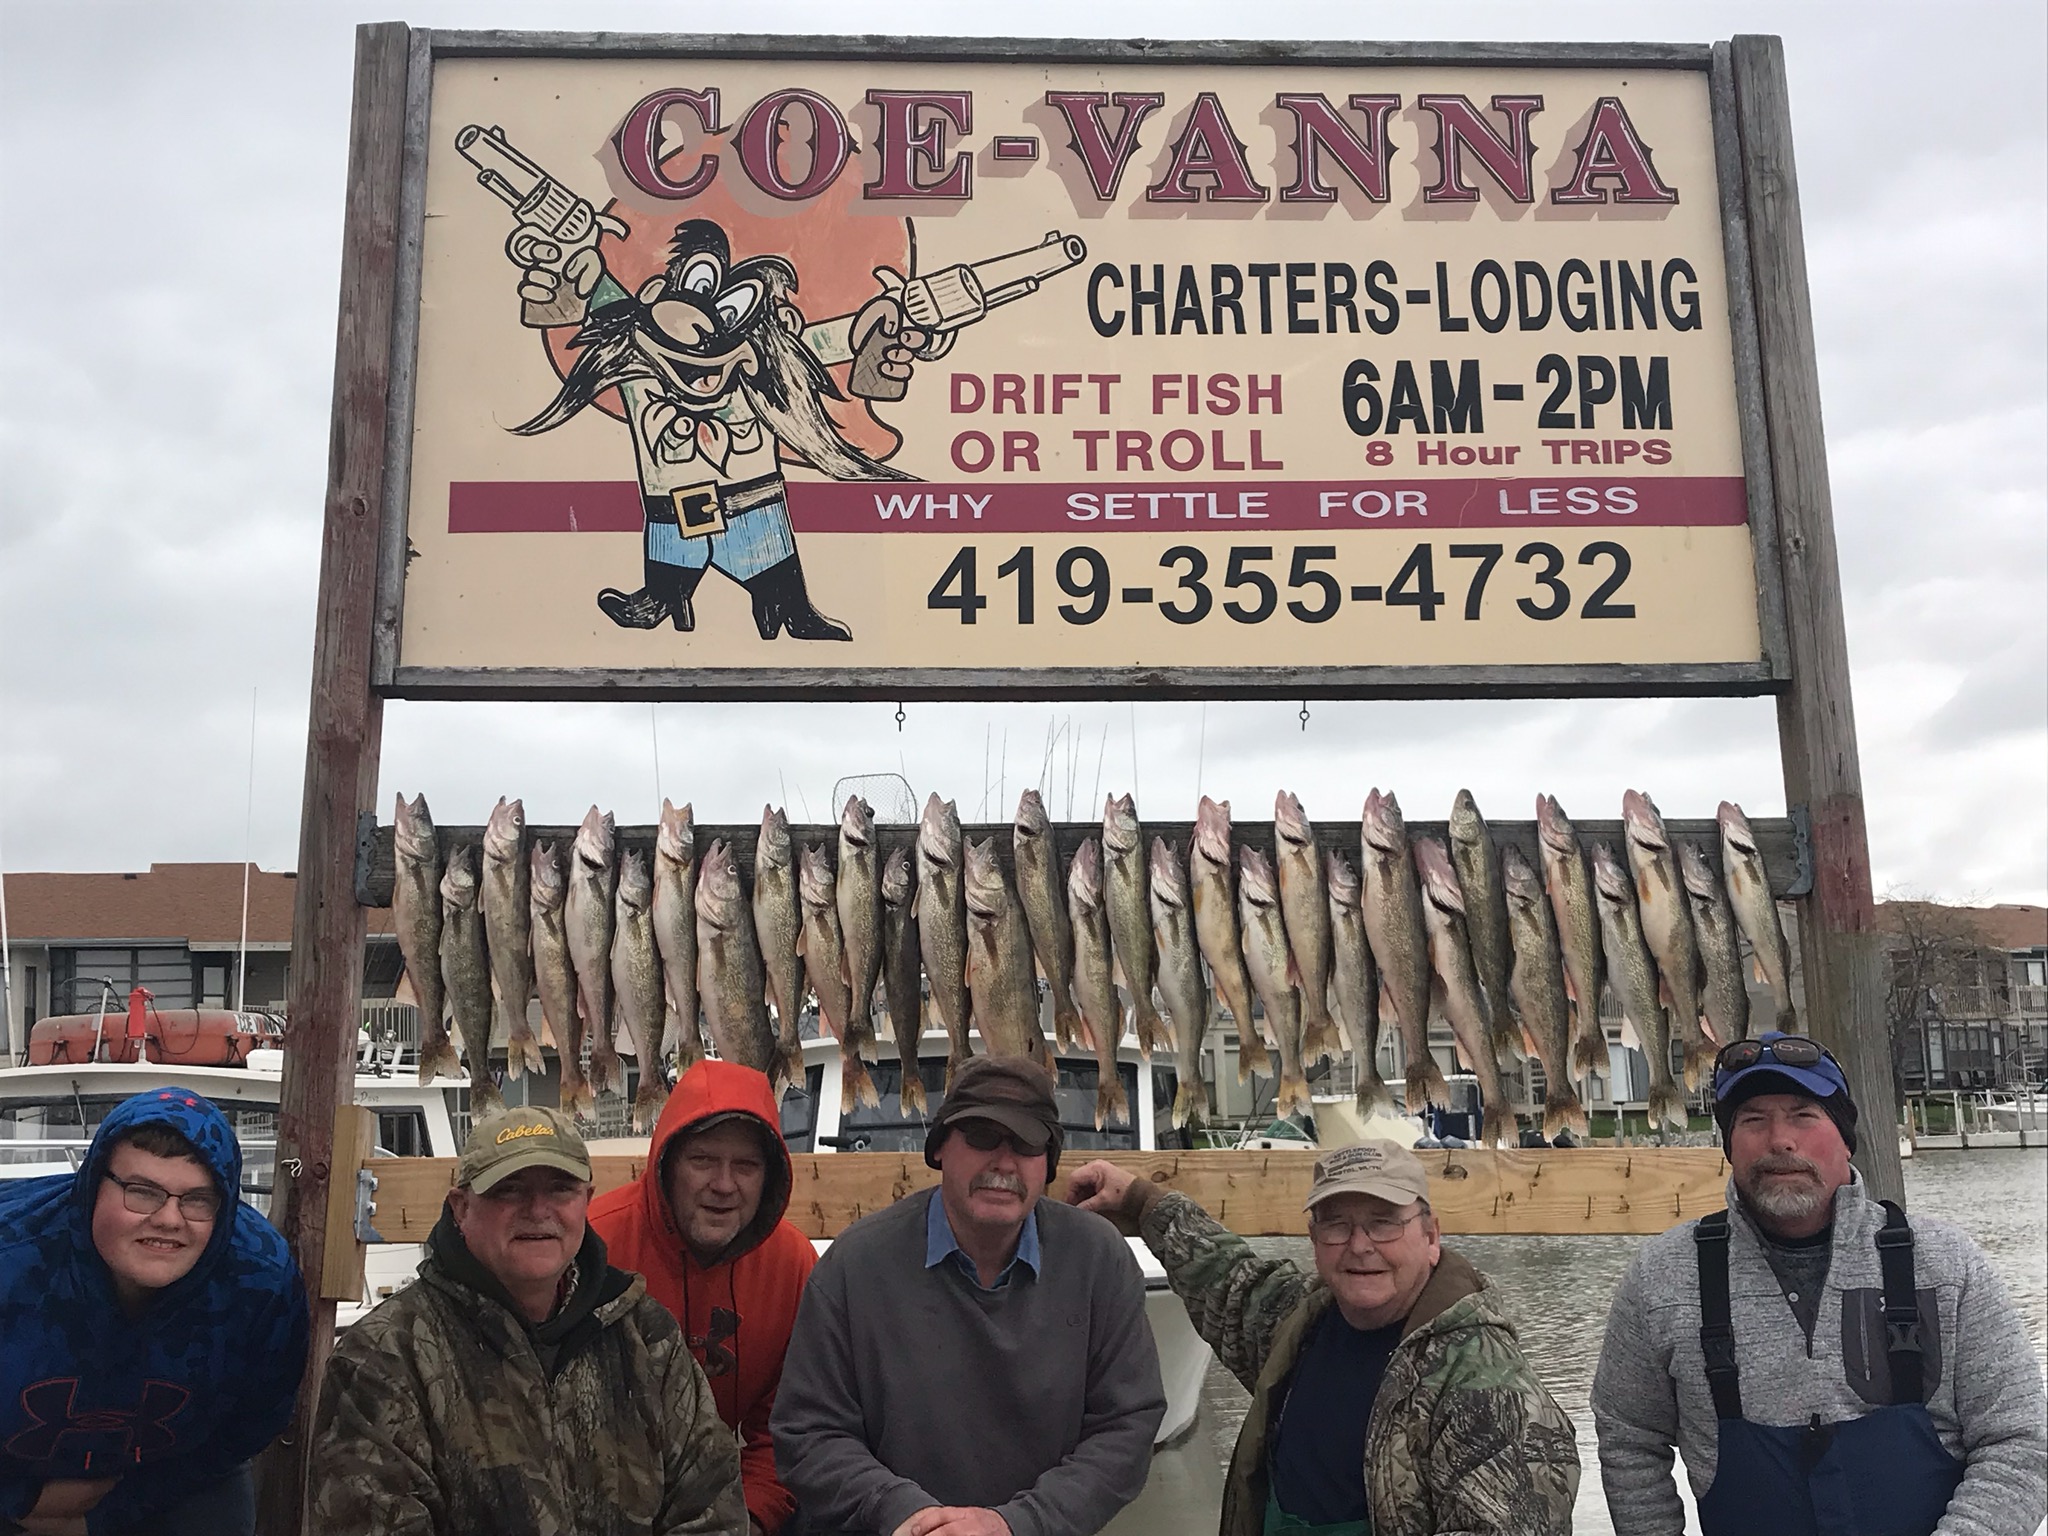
[1739,1158,1833,1227]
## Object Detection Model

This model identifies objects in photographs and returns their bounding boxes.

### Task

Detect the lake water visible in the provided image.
[1191,1150,2047,1535]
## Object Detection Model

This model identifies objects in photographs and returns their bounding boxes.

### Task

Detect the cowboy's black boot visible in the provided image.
[742,554,852,641]
[598,562,705,631]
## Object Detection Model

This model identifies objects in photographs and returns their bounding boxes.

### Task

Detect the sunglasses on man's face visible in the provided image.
[956,1120,1044,1159]
[1714,1035,1836,1077]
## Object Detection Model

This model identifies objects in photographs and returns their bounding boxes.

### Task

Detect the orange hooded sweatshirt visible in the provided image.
[588,1059,816,1534]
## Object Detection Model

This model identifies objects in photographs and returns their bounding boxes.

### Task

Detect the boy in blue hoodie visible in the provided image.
[0,1088,309,1536]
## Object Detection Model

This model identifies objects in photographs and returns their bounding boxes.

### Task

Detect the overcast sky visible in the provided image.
[0,0,2041,908]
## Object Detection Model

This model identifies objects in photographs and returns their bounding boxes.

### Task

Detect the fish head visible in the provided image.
[840,795,874,848]
[963,838,1009,920]
[529,841,566,906]
[1537,794,1577,857]
[1678,841,1720,903]
[1273,790,1314,850]
[1361,788,1407,858]
[482,797,524,859]
[1622,789,1668,854]
[439,843,479,907]
[1590,841,1633,909]
[1102,792,1139,854]
[1448,788,1485,848]
[1413,837,1465,914]
[1501,843,1543,913]
[657,800,696,863]
[1193,796,1234,867]
[616,848,652,911]
[574,805,614,868]
[1149,836,1190,908]
[757,805,790,867]
[919,794,961,868]
[1015,788,1050,839]
[393,792,436,861]
[881,846,914,908]
[1237,845,1278,909]
[1067,837,1103,909]
[1719,800,1759,857]
[797,844,835,913]
[695,841,741,920]
[1325,849,1360,909]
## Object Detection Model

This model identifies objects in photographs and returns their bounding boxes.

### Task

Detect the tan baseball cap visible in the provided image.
[458,1106,592,1193]
[1303,1139,1431,1212]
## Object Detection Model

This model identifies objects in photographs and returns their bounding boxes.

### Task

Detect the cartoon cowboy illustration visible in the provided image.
[461,124,1084,643]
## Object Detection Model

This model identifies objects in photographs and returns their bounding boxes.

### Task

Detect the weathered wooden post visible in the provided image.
[1729,34,1904,1205]
[256,22,410,1533]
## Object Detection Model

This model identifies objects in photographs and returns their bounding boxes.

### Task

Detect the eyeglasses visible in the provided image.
[1715,1036,1837,1078]
[1308,1210,1423,1247]
[105,1171,221,1222]
[956,1120,1044,1158]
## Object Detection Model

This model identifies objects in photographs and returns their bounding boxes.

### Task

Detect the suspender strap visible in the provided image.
[1693,1209,1743,1420]
[1874,1200,1924,1405]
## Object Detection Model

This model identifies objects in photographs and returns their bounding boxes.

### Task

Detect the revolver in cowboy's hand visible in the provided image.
[457,123,627,328]
[851,231,1089,402]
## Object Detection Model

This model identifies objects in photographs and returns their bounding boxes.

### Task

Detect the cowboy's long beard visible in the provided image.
[744,323,917,483]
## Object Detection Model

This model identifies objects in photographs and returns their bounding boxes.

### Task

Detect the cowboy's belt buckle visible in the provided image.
[669,481,726,540]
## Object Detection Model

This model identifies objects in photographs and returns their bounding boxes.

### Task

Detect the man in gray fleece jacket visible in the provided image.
[772,1057,1165,1536]
[1593,1033,2046,1536]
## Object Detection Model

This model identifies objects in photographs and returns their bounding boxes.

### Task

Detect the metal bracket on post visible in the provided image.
[1784,804,1814,898]
[353,1168,383,1244]
[352,810,380,908]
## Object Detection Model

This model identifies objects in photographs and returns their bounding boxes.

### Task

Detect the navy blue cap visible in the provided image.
[1712,1032,1858,1154]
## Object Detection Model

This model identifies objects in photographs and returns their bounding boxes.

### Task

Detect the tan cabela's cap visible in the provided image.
[457,1105,592,1193]
[1302,1138,1431,1211]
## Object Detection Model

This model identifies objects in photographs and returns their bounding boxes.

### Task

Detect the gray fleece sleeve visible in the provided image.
[993,1232,1166,1536]
[1591,1246,1689,1536]
[1932,1237,2048,1536]
[769,1249,936,1536]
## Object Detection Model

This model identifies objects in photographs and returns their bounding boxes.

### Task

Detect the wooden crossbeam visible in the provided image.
[351,1146,1728,1242]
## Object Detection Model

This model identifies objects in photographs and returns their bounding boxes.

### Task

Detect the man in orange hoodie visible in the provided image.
[589,1059,816,1535]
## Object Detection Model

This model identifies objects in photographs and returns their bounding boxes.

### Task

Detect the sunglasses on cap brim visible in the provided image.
[1714,1035,1838,1076]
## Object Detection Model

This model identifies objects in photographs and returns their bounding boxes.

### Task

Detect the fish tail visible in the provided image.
[841,1049,881,1112]
[1355,1074,1396,1119]
[779,1038,806,1091]
[1649,1083,1689,1133]
[1234,1019,1273,1080]
[468,1071,505,1118]
[1543,1085,1590,1142]
[1403,1054,1452,1114]
[900,1068,928,1116]
[1276,1069,1313,1118]
[1571,1028,1608,1078]
[1172,1078,1206,1130]
[632,1079,671,1135]
[943,1045,971,1096]
[1482,1104,1518,1150]
[507,1026,546,1082]
[1302,1018,1342,1067]
[1053,996,1084,1056]
[1135,999,1173,1059]
[1097,1076,1131,1131]
[589,1037,624,1097]
[1773,1000,1798,1033]
[417,1034,464,1087]
[559,1060,596,1120]
[1682,1038,1719,1090]
[1491,1023,1526,1072]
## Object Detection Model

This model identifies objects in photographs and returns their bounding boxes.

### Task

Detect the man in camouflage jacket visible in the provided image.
[1070,1141,1577,1536]
[308,1106,745,1536]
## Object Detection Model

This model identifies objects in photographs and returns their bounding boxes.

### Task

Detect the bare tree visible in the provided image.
[1879,892,1995,1095]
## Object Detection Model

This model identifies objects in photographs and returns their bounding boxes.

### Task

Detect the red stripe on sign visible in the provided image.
[785,478,1748,532]
[448,481,643,533]
[445,477,1748,534]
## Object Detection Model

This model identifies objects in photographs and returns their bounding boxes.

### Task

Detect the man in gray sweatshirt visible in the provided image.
[1593,1032,2046,1536]
[772,1056,1165,1536]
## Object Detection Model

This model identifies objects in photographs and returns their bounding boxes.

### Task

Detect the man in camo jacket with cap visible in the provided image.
[308,1105,745,1535]
[1070,1138,1577,1536]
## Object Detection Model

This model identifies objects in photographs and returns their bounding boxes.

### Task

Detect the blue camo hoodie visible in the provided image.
[0,1087,309,1532]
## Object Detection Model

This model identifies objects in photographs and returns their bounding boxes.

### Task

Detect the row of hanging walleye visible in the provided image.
[387,785,1797,1146]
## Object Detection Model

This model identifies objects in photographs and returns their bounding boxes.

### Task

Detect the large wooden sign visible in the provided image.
[372,35,1787,700]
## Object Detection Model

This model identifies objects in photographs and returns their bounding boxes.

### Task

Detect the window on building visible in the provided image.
[201,965,228,1007]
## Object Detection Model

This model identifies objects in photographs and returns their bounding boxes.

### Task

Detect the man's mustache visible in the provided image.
[1752,1153,1822,1180]
[971,1171,1029,1195]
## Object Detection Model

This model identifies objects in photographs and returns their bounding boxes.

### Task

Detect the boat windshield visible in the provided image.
[0,1093,280,1212]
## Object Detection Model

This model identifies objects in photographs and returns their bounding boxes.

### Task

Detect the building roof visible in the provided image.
[1876,901,2048,954]
[1,863,395,946]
